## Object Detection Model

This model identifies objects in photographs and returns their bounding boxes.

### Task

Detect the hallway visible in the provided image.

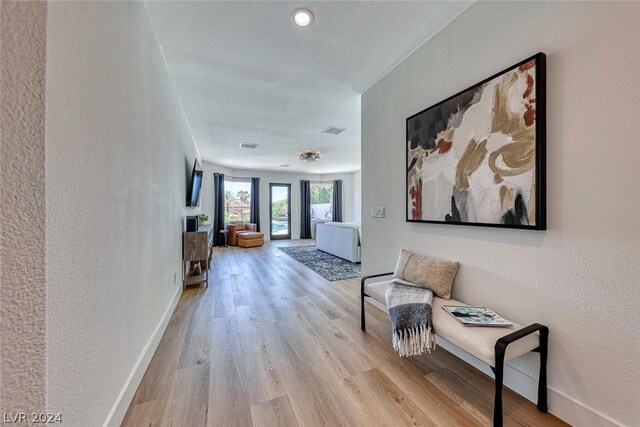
[123,242,565,426]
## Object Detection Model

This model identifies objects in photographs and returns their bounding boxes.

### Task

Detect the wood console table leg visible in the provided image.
[181,260,185,291]
[205,258,209,288]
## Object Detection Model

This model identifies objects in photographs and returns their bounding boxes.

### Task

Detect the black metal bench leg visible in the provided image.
[360,292,366,331]
[359,273,393,333]
[493,344,506,427]
[537,326,549,412]
[491,323,549,426]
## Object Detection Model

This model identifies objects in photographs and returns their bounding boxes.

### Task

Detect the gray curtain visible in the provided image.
[213,173,225,246]
[300,180,312,239]
[250,177,260,231]
[332,179,343,222]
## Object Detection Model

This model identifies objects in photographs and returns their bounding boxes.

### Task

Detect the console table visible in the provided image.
[182,223,213,289]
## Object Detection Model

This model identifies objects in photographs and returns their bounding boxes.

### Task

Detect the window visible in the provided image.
[310,182,333,221]
[224,178,251,223]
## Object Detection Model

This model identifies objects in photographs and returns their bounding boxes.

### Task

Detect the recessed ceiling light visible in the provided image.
[292,9,313,28]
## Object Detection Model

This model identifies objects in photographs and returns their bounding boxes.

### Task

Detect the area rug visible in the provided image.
[279,245,361,281]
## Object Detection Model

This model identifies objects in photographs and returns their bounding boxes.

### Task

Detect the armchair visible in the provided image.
[227,223,263,247]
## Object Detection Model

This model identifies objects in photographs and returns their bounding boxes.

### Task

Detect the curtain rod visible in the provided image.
[219,175,336,184]
[219,175,252,180]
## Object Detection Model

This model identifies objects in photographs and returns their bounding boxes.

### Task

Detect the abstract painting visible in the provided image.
[406,53,546,229]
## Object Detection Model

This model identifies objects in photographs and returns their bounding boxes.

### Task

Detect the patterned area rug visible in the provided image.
[279,245,361,281]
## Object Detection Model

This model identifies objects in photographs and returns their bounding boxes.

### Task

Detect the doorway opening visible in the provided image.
[270,183,291,240]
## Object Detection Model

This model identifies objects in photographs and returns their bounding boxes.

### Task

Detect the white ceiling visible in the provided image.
[146,1,471,173]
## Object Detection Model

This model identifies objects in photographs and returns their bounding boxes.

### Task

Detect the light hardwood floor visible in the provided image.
[122,241,566,427]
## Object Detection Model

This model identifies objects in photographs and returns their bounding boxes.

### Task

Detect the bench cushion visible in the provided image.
[364,280,389,304]
[364,280,539,366]
[237,231,264,239]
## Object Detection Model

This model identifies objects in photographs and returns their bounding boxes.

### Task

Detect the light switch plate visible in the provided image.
[372,207,385,218]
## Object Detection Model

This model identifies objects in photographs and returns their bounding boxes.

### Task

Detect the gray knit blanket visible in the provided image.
[385,280,436,357]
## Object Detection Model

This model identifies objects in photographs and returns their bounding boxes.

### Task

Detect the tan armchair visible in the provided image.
[227,223,263,247]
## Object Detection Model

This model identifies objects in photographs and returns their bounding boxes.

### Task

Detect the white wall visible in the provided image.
[352,169,362,222]
[362,2,639,426]
[45,2,200,426]
[201,161,359,239]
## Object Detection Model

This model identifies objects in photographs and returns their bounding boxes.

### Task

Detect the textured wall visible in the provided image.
[362,2,640,426]
[45,2,200,425]
[0,0,47,415]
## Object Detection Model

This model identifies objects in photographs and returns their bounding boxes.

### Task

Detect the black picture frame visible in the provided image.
[405,52,546,230]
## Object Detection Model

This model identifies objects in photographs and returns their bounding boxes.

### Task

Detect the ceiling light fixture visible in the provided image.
[292,8,314,28]
[299,151,320,162]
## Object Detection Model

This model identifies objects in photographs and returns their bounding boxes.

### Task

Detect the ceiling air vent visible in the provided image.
[321,126,346,135]
[238,143,258,149]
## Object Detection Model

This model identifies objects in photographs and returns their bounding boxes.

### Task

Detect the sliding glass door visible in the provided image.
[270,183,291,240]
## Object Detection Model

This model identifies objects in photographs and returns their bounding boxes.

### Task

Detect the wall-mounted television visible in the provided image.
[187,159,203,207]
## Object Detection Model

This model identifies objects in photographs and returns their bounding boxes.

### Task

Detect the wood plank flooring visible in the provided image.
[122,241,567,427]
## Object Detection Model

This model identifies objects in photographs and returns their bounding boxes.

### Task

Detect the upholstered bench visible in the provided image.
[361,272,548,427]
[237,231,264,248]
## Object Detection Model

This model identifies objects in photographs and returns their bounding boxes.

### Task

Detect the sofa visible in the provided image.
[315,222,361,263]
[227,223,264,248]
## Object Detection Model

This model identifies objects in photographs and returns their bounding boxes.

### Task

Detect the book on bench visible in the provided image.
[442,305,512,327]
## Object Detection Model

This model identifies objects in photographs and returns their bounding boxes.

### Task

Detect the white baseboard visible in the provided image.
[546,387,623,427]
[263,235,301,242]
[365,298,623,427]
[103,284,183,427]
